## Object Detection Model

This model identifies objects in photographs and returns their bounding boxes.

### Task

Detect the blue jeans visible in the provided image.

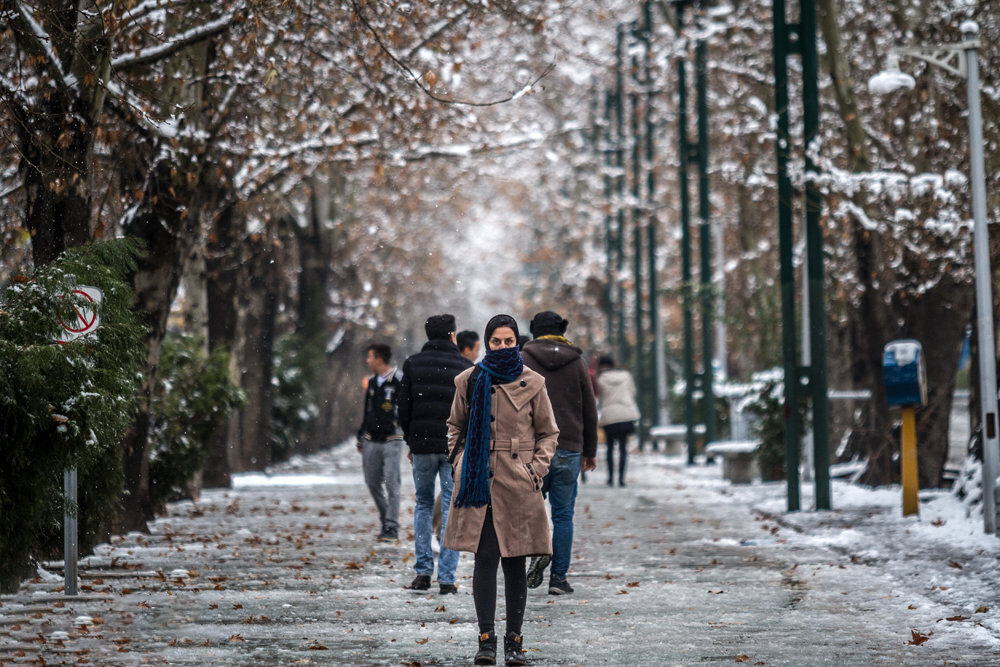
[541,450,581,579]
[411,453,459,584]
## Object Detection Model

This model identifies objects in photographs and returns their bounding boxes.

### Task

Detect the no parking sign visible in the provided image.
[57,286,103,343]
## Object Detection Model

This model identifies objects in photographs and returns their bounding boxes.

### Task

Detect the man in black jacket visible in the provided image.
[398,314,473,594]
[357,343,404,542]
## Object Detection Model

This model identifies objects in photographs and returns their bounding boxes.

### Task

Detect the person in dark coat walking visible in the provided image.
[357,343,404,542]
[398,314,473,595]
[520,311,598,596]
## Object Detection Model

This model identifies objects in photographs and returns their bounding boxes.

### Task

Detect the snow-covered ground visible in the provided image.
[2,443,999,665]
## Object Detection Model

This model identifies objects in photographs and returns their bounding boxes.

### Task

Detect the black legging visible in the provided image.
[473,506,527,635]
[607,435,628,483]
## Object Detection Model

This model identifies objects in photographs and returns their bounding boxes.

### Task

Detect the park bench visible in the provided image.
[648,423,704,456]
[704,440,760,484]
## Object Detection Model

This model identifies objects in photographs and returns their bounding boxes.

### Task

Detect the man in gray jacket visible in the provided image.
[521,311,598,595]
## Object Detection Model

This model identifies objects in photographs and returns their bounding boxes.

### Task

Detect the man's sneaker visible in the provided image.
[526,555,550,589]
[377,528,398,543]
[439,582,458,595]
[406,574,431,590]
[548,576,574,595]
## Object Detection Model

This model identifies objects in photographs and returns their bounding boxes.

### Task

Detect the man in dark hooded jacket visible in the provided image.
[398,314,473,594]
[521,311,598,595]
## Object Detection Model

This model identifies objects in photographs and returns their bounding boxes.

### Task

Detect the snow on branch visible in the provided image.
[117,0,197,33]
[348,0,555,108]
[0,72,32,113]
[111,12,236,72]
[7,0,75,92]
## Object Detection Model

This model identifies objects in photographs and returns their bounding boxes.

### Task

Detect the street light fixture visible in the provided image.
[869,21,1000,535]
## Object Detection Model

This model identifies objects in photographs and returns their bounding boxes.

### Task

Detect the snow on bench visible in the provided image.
[648,423,705,455]
[704,440,759,484]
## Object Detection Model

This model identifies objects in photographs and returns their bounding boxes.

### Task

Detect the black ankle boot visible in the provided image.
[504,631,527,665]
[474,630,497,665]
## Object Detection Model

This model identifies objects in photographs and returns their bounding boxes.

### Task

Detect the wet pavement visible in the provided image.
[2,444,999,666]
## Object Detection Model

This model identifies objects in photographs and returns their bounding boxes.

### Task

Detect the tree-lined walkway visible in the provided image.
[2,445,998,665]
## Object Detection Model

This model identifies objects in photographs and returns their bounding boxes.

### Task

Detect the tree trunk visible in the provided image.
[816,0,972,487]
[204,207,242,486]
[118,158,202,530]
[908,279,974,486]
[237,236,281,468]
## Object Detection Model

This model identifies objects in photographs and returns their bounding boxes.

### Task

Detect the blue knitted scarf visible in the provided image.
[454,346,524,508]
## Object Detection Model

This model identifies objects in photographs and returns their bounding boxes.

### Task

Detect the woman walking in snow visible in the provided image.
[596,354,640,487]
[442,314,559,665]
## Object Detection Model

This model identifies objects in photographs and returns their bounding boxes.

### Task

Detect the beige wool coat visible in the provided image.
[442,365,559,557]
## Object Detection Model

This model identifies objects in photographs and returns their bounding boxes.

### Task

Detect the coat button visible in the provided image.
[489,471,494,478]
[512,452,518,459]
[520,380,527,387]
[491,387,496,394]
[490,415,495,422]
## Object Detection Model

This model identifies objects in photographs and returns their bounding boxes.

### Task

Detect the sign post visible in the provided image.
[57,286,103,343]
[56,285,102,595]
[883,340,928,517]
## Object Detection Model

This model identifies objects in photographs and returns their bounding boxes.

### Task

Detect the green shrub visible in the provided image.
[269,335,321,462]
[148,335,246,511]
[743,368,809,481]
[0,239,146,592]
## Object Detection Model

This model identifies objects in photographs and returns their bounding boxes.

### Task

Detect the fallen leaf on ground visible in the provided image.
[907,629,931,646]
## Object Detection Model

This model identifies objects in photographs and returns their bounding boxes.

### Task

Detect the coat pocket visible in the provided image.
[516,442,542,491]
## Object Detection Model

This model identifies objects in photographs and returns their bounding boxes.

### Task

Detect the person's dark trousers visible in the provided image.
[606,436,627,485]
[540,449,581,580]
[603,422,635,486]
[472,507,527,635]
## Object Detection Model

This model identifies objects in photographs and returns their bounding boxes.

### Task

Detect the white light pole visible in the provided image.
[869,21,1000,534]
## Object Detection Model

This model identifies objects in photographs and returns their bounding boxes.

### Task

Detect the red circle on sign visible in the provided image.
[59,289,98,334]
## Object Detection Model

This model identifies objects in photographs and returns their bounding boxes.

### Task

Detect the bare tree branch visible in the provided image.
[5,0,73,93]
[111,12,236,72]
[348,0,555,108]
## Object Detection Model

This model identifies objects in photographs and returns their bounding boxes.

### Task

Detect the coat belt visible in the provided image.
[489,439,523,451]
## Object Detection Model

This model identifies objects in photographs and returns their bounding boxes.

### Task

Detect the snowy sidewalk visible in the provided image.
[2,444,1000,665]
